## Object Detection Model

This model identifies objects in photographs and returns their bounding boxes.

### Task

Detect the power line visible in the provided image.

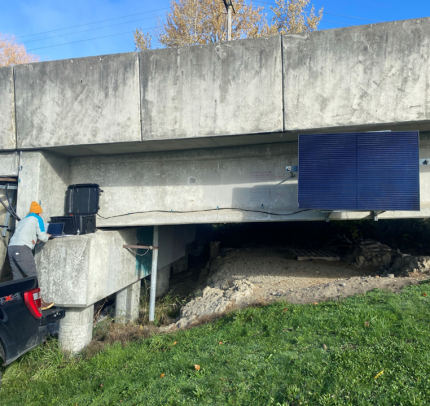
[23,15,162,45]
[17,7,168,40]
[27,27,157,52]
[320,20,351,26]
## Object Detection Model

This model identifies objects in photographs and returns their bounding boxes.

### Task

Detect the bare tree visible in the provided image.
[134,0,268,50]
[0,33,40,67]
[134,29,152,51]
[268,0,323,35]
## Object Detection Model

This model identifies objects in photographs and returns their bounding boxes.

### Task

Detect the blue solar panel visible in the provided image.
[298,131,419,211]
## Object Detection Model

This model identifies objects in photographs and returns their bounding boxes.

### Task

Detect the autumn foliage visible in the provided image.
[0,33,40,67]
[135,0,323,51]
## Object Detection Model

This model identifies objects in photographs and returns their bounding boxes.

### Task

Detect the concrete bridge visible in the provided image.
[1,17,430,352]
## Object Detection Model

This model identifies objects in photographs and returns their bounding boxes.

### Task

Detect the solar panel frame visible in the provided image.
[298,131,420,211]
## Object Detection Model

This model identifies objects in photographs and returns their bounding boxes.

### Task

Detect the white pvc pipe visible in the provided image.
[149,225,159,322]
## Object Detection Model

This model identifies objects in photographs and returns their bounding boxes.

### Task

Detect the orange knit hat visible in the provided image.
[29,201,42,214]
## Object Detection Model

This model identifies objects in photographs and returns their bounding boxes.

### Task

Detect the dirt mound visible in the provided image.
[162,245,430,331]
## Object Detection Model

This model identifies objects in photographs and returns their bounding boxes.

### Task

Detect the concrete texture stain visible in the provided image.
[0,66,16,150]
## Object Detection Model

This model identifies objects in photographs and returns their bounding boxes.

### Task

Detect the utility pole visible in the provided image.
[222,0,236,41]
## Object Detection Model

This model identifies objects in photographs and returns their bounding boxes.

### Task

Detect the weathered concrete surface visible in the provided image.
[0,152,19,177]
[140,36,283,140]
[115,280,141,323]
[35,229,139,307]
[16,151,70,221]
[14,53,141,149]
[283,18,430,131]
[69,142,300,227]
[0,67,16,150]
[156,265,170,297]
[59,305,94,353]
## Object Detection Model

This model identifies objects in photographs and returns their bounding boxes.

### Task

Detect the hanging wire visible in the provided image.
[125,247,150,256]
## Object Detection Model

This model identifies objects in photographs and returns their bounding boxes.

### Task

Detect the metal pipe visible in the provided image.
[227,4,232,41]
[149,225,159,322]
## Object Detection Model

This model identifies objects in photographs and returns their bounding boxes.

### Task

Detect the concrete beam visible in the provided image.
[35,229,139,307]
[69,136,430,226]
[140,35,283,141]
[70,142,298,226]
[14,53,141,149]
[283,18,430,131]
[0,67,16,150]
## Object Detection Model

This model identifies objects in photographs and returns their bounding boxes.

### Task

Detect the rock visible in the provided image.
[390,256,430,276]
[351,241,394,269]
[356,256,365,267]
[387,274,395,278]
[173,279,254,329]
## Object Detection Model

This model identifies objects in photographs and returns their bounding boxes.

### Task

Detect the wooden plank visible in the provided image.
[0,178,18,182]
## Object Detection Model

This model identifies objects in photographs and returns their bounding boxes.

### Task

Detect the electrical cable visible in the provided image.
[125,247,150,256]
[0,196,20,222]
[5,184,19,220]
[97,207,311,220]
[16,7,169,40]
[23,15,162,45]
[27,27,157,51]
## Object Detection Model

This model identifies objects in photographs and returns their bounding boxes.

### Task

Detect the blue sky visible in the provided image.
[1,0,430,61]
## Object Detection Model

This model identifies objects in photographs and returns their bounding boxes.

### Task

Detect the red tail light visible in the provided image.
[23,288,42,319]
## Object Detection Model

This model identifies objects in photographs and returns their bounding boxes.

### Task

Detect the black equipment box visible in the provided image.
[50,215,96,235]
[65,184,102,215]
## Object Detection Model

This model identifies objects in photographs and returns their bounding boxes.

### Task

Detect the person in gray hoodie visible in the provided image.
[8,201,53,309]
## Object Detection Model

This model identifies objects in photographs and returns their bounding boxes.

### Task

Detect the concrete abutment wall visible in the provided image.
[1,18,430,155]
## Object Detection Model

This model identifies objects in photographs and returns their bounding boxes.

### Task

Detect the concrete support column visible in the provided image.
[156,265,170,297]
[115,281,141,323]
[59,305,94,354]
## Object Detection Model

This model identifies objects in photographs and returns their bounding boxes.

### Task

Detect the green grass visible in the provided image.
[2,283,430,405]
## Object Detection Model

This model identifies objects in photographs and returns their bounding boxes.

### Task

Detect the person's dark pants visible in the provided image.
[7,246,37,280]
